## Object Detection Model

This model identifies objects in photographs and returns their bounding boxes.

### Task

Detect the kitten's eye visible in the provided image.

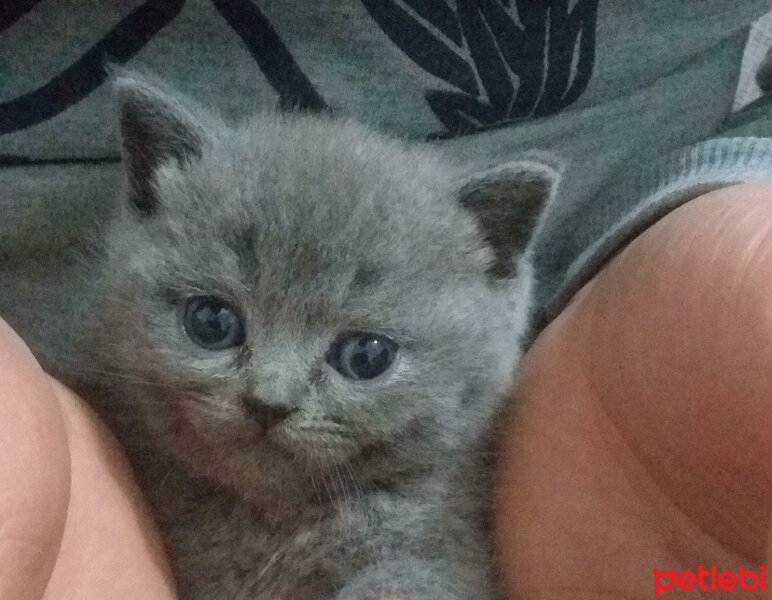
[327,332,398,380]
[183,296,245,350]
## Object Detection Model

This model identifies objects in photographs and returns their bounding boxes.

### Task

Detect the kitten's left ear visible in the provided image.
[111,68,208,214]
[458,160,560,278]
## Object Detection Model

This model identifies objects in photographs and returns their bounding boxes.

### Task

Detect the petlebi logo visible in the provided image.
[654,565,767,596]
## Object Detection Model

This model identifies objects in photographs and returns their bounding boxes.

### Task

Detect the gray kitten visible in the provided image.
[5,71,558,600]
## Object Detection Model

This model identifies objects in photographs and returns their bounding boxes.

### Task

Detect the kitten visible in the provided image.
[6,71,558,600]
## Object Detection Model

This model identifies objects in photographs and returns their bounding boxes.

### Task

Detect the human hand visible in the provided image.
[0,318,176,600]
[495,183,772,599]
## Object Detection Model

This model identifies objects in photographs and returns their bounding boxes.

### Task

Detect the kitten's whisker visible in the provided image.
[342,461,365,541]
[342,460,365,516]
[333,463,354,539]
[310,439,335,507]
[320,469,335,508]
[66,366,182,390]
[310,472,324,507]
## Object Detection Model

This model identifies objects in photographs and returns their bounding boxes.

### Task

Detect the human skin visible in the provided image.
[0,319,176,600]
[495,182,772,599]
[1,183,771,599]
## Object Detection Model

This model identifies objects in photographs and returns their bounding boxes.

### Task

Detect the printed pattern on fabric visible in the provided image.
[362,0,598,137]
[0,0,597,142]
[0,0,327,137]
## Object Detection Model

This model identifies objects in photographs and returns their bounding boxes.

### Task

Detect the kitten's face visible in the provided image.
[98,73,555,498]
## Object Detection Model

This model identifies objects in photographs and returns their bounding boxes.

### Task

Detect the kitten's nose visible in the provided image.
[240,396,296,430]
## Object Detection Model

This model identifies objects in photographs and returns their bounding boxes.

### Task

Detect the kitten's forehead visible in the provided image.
[129,114,501,337]
[154,115,487,291]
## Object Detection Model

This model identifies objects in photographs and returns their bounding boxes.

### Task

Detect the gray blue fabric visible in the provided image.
[3,0,772,330]
[547,135,772,320]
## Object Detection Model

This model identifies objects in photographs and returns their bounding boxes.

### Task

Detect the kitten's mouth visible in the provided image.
[177,394,361,465]
[232,420,293,450]
[176,395,292,456]
[269,422,362,466]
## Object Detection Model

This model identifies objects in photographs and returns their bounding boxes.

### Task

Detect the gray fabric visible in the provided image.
[735,10,772,105]
[539,59,772,321]
[438,29,757,311]
[2,0,767,154]
[547,136,772,321]
[2,0,772,327]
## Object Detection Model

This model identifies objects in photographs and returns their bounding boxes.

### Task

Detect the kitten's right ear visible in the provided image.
[457,159,560,279]
[112,68,205,214]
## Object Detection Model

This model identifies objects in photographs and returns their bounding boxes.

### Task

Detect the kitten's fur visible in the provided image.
[2,71,558,600]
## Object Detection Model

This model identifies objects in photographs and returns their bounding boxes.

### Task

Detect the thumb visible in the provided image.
[0,319,70,600]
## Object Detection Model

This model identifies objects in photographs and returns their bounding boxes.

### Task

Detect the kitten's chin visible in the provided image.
[173,433,316,511]
[138,401,306,505]
[143,392,367,503]
[201,414,359,470]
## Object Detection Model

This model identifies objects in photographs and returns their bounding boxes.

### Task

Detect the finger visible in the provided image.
[576,183,772,559]
[0,319,70,600]
[494,184,772,599]
[43,381,177,600]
